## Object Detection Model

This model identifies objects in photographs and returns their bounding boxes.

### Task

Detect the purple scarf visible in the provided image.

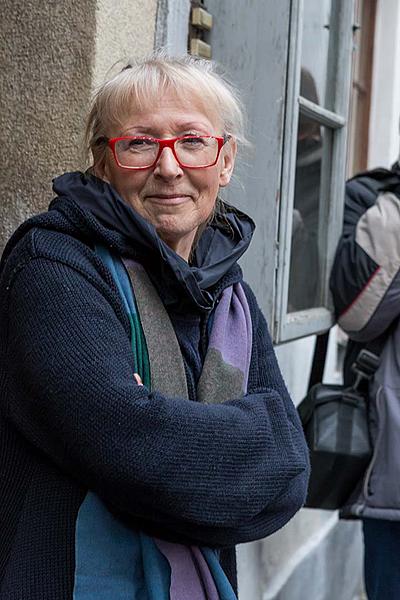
[124,261,253,599]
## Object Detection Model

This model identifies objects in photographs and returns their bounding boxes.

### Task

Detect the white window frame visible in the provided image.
[274,0,355,343]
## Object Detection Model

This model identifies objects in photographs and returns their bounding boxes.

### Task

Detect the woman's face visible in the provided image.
[103,91,236,260]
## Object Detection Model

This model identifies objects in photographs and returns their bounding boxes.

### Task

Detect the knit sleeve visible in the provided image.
[4,256,309,547]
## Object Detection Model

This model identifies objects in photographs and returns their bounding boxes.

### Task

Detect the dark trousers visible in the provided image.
[363,518,400,600]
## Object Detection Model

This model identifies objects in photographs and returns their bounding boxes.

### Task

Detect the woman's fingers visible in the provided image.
[134,373,143,386]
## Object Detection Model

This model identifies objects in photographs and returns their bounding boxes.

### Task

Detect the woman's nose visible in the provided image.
[153,147,183,178]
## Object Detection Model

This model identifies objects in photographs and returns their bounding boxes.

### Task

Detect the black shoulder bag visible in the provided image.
[298,331,384,510]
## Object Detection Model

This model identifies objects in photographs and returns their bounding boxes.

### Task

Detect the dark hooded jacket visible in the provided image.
[0,172,309,599]
[330,162,400,519]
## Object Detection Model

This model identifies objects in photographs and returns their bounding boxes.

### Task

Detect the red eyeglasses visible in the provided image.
[97,134,230,170]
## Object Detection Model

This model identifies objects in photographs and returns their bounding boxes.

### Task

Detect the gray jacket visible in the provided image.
[330,163,400,519]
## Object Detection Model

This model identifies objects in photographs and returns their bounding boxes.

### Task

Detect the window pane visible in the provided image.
[300,0,332,108]
[288,117,332,313]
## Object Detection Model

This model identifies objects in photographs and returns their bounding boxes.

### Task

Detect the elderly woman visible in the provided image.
[0,54,309,599]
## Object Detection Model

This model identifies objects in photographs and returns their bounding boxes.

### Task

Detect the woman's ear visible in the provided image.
[91,146,109,181]
[92,159,110,183]
[219,137,237,188]
[101,160,110,182]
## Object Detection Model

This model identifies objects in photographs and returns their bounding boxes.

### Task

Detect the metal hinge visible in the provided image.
[188,2,213,59]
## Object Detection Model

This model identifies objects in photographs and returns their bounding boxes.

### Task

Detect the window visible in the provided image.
[274,0,356,342]
[347,0,377,177]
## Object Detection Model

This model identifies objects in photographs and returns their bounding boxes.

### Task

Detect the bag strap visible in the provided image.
[308,331,330,392]
[308,324,394,393]
[350,327,394,390]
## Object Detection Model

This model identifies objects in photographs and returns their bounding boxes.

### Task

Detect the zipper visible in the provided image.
[362,385,384,500]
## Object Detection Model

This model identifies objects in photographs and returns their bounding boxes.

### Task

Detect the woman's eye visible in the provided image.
[128,138,154,148]
[124,138,156,152]
[181,137,207,146]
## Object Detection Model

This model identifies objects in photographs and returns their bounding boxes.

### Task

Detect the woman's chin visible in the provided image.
[155,221,198,259]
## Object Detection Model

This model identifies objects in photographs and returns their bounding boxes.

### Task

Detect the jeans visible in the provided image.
[363,518,400,600]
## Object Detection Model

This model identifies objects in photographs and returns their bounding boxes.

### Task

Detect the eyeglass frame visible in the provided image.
[95,134,231,170]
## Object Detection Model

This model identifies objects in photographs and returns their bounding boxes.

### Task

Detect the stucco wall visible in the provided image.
[93,0,158,88]
[1,1,96,249]
[0,0,157,251]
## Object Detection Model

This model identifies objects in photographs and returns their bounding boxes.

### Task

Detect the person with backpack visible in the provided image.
[330,160,400,600]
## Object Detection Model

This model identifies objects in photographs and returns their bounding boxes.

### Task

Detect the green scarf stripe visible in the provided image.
[117,271,150,389]
[95,245,150,388]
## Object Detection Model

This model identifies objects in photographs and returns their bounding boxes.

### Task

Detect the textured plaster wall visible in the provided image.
[0,0,157,251]
[92,0,158,89]
[1,1,96,250]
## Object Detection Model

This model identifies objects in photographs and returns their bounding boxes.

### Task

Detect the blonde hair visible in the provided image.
[84,51,247,172]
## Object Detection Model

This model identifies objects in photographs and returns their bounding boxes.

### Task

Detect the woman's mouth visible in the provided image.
[146,194,192,205]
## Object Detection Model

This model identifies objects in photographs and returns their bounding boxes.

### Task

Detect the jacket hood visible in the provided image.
[3,172,255,312]
[383,161,400,196]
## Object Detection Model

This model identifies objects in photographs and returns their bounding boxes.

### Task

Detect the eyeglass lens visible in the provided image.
[115,137,219,168]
